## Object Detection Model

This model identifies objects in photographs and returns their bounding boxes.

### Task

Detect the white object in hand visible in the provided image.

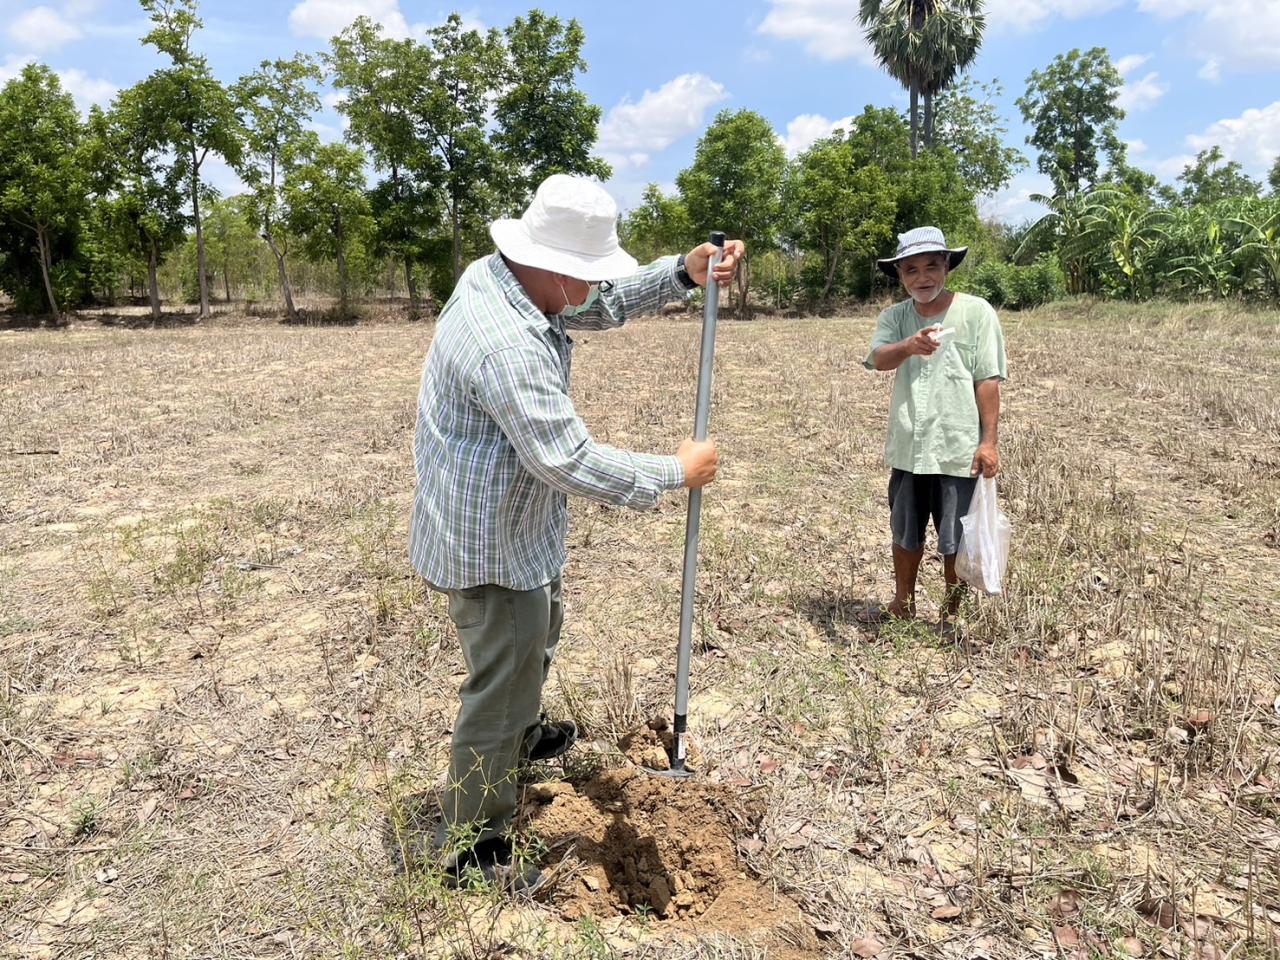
[921,324,955,360]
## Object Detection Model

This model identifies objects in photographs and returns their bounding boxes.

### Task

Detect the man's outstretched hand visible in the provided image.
[684,240,746,288]
[677,438,718,488]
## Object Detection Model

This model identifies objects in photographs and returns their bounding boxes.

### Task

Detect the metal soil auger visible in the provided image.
[647,230,726,780]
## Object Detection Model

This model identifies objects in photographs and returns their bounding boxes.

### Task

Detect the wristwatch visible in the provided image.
[675,254,698,291]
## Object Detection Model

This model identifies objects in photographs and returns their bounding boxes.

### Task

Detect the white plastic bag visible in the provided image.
[955,476,1011,595]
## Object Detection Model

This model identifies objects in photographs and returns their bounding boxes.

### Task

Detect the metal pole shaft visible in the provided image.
[671,231,725,770]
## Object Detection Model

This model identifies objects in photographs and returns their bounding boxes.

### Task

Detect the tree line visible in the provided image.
[0,0,607,323]
[2,0,1278,325]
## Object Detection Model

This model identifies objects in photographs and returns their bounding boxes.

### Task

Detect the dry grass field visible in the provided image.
[2,299,1279,960]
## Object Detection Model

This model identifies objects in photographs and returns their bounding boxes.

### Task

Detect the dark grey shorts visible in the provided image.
[888,469,977,555]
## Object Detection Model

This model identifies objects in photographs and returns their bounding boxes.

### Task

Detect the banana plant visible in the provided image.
[1101,201,1172,300]
[1166,205,1239,299]
[1224,205,1280,300]
[1015,187,1124,295]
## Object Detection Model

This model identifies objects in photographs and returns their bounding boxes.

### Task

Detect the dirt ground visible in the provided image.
[2,300,1279,959]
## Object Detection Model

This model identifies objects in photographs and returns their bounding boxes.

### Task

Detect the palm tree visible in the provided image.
[859,0,986,157]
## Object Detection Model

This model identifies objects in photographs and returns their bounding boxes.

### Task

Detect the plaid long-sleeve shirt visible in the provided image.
[409,252,691,591]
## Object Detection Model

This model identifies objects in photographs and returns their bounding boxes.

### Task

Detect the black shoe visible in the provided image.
[444,836,543,893]
[524,717,578,763]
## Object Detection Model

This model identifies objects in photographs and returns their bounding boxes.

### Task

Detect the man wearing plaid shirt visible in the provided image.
[410,174,742,888]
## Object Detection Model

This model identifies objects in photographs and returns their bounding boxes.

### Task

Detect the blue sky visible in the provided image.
[3,0,1278,223]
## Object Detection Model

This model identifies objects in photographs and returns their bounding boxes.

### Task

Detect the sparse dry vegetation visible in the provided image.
[2,300,1278,959]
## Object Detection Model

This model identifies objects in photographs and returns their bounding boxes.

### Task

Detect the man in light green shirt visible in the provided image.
[861,227,1007,623]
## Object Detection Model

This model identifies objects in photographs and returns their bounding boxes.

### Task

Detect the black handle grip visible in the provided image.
[709,231,726,247]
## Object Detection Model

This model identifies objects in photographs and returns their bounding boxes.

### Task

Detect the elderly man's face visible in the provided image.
[898,252,949,305]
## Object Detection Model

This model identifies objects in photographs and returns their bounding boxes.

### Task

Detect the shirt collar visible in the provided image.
[487,253,563,334]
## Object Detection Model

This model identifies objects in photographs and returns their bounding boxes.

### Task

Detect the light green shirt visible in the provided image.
[863,292,1008,479]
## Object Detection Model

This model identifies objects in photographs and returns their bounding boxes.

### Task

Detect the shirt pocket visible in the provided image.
[941,339,975,382]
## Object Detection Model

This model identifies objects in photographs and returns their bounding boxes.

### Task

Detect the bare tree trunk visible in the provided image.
[923,91,934,149]
[910,82,920,158]
[147,240,162,322]
[451,200,462,283]
[263,230,299,322]
[336,221,349,319]
[735,254,751,319]
[222,264,231,304]
[405,256,420,320]
[35,226,63,325]
[819,246,842,304]
[190,153,210,319]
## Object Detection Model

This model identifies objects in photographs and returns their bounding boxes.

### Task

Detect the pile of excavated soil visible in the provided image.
[524,761,814,947]
[616,718,678,771]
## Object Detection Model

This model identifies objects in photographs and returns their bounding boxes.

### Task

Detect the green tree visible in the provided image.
[1269,156,1280,196]
[202,194,261,302]
[787,135,896,304]
[138,0,244,319]
[894,148,978,245]
[1100,160,1177,206]
[234,55,322,321]
[493,11,610,212]
[418,15,504,284]
[0,64,87,323]
[845,105,912,176]
[328,19,437,317]
[621,184,694,264]
[283,138,374,319]
[1017,47,1126,196]
[676,109,788,315]
[932,76,1025,195]
[1177,147,1261,205]
[103,81,190,320]
[858,0,986,157]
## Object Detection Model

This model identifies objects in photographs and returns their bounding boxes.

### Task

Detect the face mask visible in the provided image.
[557,281,599,317]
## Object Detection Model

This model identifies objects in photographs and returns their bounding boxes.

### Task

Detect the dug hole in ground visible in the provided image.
[521,718,817,951]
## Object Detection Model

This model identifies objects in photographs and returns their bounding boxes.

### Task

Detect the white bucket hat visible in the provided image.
[877,226,967,278]
[489,174,639,282]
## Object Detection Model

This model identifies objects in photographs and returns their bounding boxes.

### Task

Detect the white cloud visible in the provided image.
[288,0,482,41]
[982,0,1123,33]
[759,0,1121,54]
[306,120,345,143]
[779,113,856,158]
[57,67,117,111]
[1125,139,1148,156]
[605,179,679,214]
[1154,153,1195,179]
[0,55,114,114]
[1184,100,1280,173]
[1135,0,1204,15]
[1136,0,1280,71]
[0,54,36,85]
[290,0,411,38]
[202,154,248,198]
[597,74,729,170]
[7,5,83,52]
[1114,53,1151,75]
[979,172,1054,225]
[1198,58,1221,82]
[757,0,876,63]
[1118,71,1168,112]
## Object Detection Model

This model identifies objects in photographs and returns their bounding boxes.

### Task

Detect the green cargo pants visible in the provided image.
[433,577,562,851]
